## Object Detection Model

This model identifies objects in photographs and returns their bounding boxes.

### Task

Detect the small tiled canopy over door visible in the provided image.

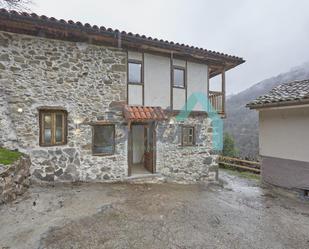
[123,105,166,176]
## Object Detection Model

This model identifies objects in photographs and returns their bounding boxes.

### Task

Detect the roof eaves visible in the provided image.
[0,8,245,64]
[246,98,309,110]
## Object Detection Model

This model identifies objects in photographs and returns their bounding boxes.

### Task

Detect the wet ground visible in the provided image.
[0,169,309,249]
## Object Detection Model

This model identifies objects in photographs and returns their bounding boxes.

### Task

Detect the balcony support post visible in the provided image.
[207,67,210,112]
[221,69,226,114]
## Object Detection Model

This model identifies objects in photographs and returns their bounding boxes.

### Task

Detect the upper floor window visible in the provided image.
[39,110,67,146]
[173,67,185,88]
[92,124,115,156]
[182,126,195,146]
[128,60,142,84]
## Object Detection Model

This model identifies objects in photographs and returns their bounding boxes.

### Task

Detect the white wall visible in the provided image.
[127,51,209,110]
[132,125,144,164]
[128,85,143,105]
[173,88,186,110]
[128,51,142,61]
[144,53,170,108]
[259,106,309,162]
[173,58,186,67]
[187,62,208,111]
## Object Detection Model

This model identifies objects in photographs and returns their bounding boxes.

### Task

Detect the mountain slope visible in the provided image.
[224,62,309,159]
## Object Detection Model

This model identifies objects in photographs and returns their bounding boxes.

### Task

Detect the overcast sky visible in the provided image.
[30,0,309,94]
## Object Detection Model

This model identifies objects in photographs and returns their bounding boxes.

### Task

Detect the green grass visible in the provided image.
[221,168,260,181]
[0,148,23,166]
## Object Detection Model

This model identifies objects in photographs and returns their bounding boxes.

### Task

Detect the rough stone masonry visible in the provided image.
[0,30,218,183]
[0,156,31,203]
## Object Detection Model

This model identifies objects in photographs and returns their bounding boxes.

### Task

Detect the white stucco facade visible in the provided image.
[128,84,143,105]
[132,125,144,164]
[259,106,309,162]
[187,62,208,111]
[127,51,209,110]
[144,53,171,108]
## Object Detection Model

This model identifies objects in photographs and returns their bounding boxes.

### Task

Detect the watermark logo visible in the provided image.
[176,92,223,151]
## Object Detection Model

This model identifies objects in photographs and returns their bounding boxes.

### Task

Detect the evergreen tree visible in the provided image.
[222,132,239,157]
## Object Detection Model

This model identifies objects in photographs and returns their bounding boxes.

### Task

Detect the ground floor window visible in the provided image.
[39,110,67,146]
[92,124,115,155]
[181,126,195,146]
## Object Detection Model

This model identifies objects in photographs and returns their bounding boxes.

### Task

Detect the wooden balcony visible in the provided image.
[208,68,226,117]
[209,91,225,115]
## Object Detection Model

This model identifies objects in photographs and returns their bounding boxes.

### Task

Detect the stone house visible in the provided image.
[247,80,309,195]
[0,9,244,183]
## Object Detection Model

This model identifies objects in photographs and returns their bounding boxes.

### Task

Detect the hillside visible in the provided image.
[224,62,309,159]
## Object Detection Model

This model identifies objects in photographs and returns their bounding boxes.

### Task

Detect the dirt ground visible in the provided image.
[0,170,309,249]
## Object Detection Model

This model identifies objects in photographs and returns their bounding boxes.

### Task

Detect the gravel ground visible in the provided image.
[0,169,309,249]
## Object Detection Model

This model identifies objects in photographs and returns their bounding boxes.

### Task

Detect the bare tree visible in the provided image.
[0,0,33,11]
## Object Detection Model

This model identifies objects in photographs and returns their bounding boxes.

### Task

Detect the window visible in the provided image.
[182,126,195,146]
[92,125,115,155]
[128,61,142,84]
[173,67,185,88]
[39,110,67,146]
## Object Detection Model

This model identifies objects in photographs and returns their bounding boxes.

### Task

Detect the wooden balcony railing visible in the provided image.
[209,91,225,115]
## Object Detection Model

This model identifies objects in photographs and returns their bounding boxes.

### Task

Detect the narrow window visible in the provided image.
[40,110,67,146]
[182,126,195,146]
[173,67,185,88]
[92,124,115,155]
[128,61,142,84]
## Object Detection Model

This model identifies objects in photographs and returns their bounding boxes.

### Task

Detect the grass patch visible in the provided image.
[221,168,260,181]
[0,148,23,166]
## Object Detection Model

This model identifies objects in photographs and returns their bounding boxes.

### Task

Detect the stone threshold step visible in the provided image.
[123,173,166,183]
[125,173,162,180]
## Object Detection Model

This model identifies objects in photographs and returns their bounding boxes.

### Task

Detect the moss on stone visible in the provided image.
[0,148,23,165]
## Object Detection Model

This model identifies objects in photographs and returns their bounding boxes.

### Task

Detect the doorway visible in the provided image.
[128,122,156,176]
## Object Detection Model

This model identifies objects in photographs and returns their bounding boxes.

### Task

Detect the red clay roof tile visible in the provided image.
[123,105,167,122]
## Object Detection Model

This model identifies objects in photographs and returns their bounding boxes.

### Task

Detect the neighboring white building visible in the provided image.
[247,80,309,194]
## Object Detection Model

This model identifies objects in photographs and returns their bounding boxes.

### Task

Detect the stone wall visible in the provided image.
[157,114,218,182]
[0,30,128,182]
[0,156,31,203]
[0,89,18,149]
